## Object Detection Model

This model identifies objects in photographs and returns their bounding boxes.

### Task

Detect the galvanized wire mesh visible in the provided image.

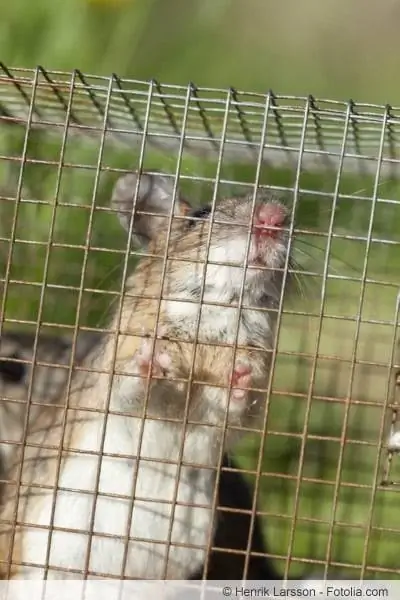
[1,64,400,176]
[0,65,398,581]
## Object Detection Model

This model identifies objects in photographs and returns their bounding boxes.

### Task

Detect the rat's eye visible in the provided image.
[187,206,211,228]
[0,352,26,384]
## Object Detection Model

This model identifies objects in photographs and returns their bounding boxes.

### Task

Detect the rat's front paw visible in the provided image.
[230,363,253,401]
[135,338,172,379]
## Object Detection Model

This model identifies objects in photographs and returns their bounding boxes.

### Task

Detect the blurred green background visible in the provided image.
[2,0,400,104]
[0,0,400,581]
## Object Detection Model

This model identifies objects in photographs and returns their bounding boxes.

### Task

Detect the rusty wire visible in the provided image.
[0,65,398,580]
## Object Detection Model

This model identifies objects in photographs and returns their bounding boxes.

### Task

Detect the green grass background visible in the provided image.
[0,0,400,579]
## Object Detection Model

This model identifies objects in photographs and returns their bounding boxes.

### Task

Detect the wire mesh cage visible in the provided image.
[0,65,398,583]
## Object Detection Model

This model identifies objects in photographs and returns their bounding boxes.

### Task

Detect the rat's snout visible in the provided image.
[252,203,287,239]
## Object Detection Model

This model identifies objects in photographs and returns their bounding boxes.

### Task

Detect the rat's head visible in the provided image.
[111,171,291,306]
[181,195,290,303]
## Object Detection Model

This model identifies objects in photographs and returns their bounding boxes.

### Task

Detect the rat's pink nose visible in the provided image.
[253,203,287,238]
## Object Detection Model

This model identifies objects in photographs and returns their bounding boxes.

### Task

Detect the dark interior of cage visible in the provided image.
[0,72,399,580]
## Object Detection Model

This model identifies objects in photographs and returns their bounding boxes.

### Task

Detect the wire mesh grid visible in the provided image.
[1,64,400,175]
[0,65,398,582]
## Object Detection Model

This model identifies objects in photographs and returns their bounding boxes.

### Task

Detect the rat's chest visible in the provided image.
[163,296,271,347]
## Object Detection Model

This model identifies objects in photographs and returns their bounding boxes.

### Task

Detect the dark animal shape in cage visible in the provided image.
[0,330,101,472]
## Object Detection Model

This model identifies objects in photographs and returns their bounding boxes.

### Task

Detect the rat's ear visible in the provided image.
[111,171,192,247]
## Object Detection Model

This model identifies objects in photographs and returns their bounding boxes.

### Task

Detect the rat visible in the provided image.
[0,170,292,580]
[109,177,293,581]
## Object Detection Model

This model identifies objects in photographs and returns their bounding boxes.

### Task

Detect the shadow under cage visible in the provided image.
[0,65,397,583]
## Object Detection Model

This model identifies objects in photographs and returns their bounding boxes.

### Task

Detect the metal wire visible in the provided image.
[0,65,398,581]
[1,65,400,174]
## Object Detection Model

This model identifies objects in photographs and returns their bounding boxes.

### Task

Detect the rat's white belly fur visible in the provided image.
[17,414,216,579]
[15,289,270,579]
